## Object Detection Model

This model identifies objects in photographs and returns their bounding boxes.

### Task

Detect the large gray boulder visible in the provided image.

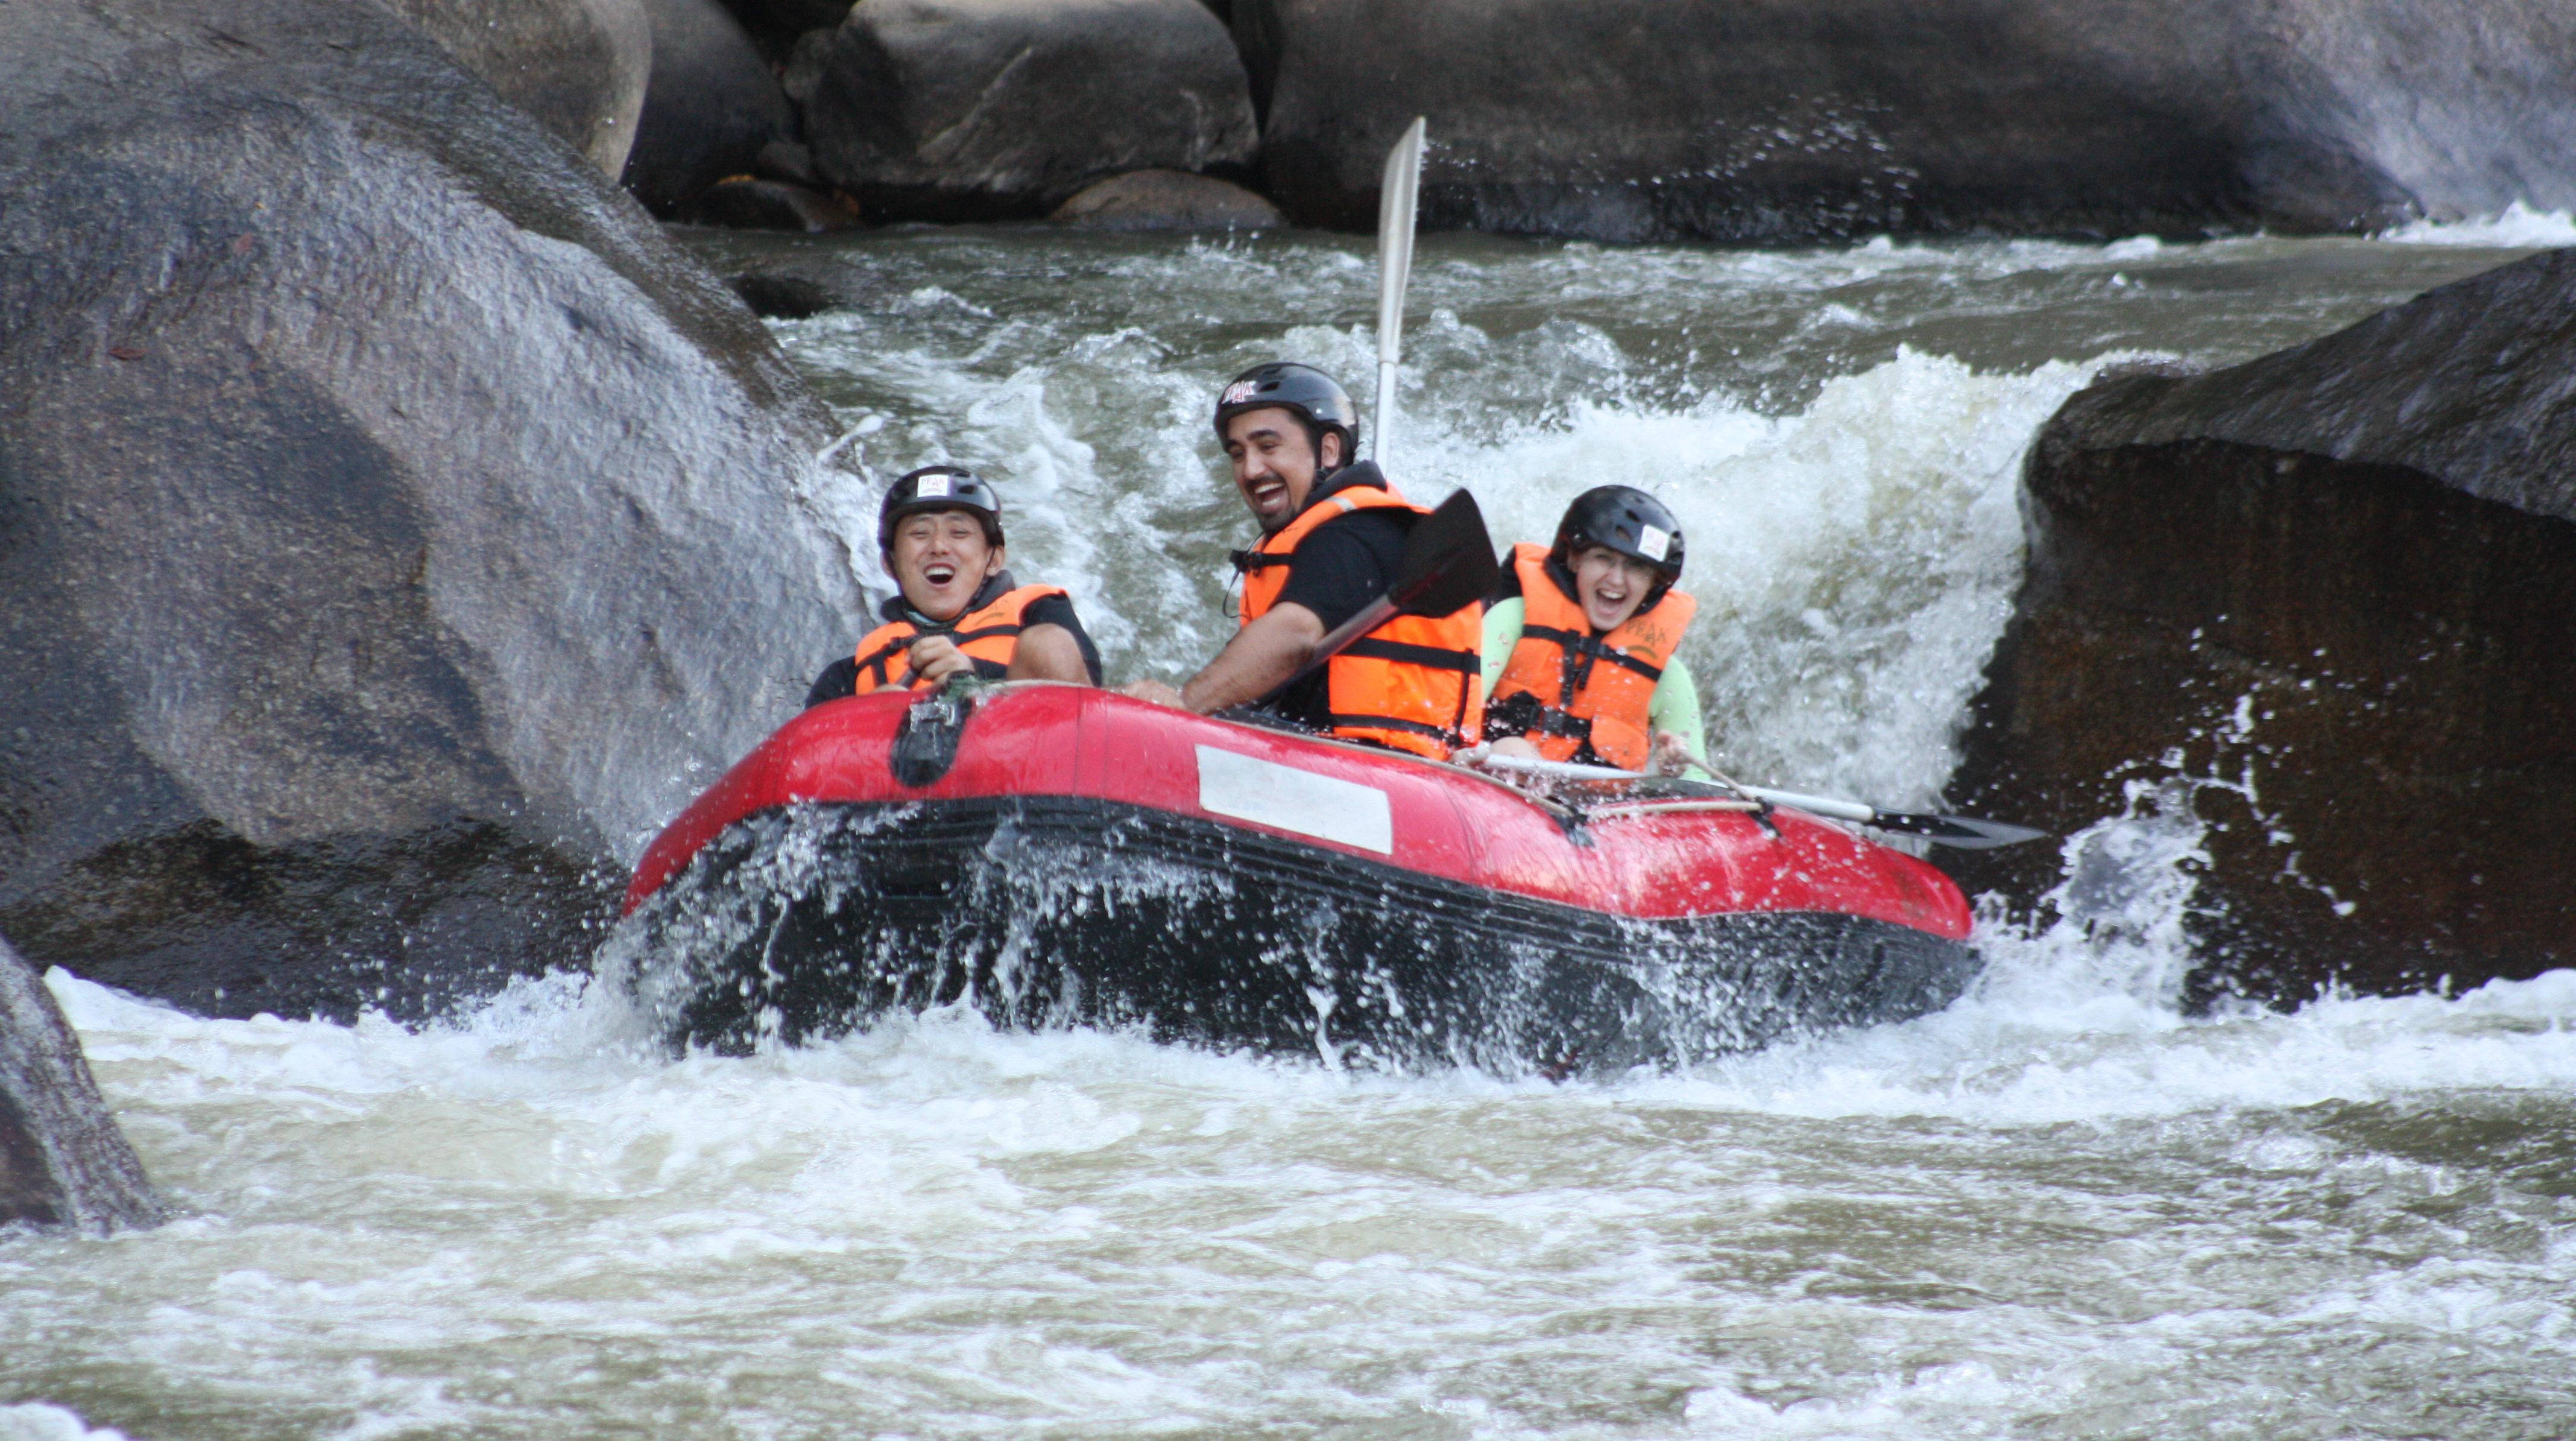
[623,0,798,213]
[1945,247,2576,1005]
[0,0,870,1021]
[1,937,164,1232]
[376,0,654,179]
[807,0,1258,221]
[1236,0,2576,242]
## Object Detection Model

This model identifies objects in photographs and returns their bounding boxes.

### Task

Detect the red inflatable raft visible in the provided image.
[620,683,1978,1072]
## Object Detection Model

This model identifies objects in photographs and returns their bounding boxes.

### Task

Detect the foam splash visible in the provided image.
[25,898,2576,1437]
[0,1404,131,1441]
[2375,200,2576,247]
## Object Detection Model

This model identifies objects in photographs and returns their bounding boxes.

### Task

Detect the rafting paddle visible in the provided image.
[1722,786,2044,849]
[1372,116,1426,472]
[1456,750,2047,849]
[1256,483,1498,704]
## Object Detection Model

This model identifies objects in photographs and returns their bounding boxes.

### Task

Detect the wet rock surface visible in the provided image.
[0,937,164,1232]
[727,273,841,318]
[716,0,854,61]
[375,0,652,179]
[0,0,869,1020]
[719,260,888,318]
[1052,169,1283,230]
[1237,0,2576,242]
[623,0,797,212]
[684,177,864,233]
[806,0,1257,221]
[1946,247,2576,1004]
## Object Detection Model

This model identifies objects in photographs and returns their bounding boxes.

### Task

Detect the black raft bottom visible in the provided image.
[616,798,1981,1075]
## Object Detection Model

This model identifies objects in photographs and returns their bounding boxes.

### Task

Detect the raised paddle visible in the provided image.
[1255,482,1498,703]
[1454,749,2047,849]
[1372,116,1426,472]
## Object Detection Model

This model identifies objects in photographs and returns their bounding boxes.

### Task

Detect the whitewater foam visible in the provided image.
[2375,200,2576,248]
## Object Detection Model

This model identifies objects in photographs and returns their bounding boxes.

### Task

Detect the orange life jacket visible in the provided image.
[1234,476,1484,760]
[1489,542,1696,771]
[850,582,1070,694]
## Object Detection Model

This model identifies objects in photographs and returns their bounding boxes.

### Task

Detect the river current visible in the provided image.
[8,209,2576,1439]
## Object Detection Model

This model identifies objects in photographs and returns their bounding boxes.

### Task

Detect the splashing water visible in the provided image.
[8,227,2574,1437]
[2375,200,2576,248]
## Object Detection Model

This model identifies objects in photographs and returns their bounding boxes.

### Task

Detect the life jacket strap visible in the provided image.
[1486,689,1592,741]
[1327,712,1467,744]
[1230,548,1294,574]
[856,636,912,688]
[1519,624,1665,685]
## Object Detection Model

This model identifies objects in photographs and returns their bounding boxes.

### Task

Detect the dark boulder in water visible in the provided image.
[1,937,165,1232]
[1946,247,2576,1004]
[805,0,1258,221]
[622,0,798,213]
[715,0,855,62]
[1236,0,2576,242]
[374,0,653,179]
[726,272,845,318]
[1052,170,1283,231]
[0,0,870,1021]
[684,177,865,233]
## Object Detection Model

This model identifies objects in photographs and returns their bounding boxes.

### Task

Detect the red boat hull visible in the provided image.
[617,685,1978,1070]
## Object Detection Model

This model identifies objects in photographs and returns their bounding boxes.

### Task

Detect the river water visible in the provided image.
[8,210,2576,1439]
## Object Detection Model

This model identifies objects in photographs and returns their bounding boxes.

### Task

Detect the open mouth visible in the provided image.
[923,563,958,587]
[1249,479,1288,510]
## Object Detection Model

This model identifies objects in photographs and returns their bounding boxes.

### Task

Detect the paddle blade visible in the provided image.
[1391,487,1498,618]
[1372,116,1425,467]
[1375,117,1425,367]
[1870,812,2050,849]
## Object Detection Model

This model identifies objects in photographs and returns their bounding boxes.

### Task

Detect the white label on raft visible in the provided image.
[915,474,951,498]
[1195,746,1394,854]
[1637,524,1671,562]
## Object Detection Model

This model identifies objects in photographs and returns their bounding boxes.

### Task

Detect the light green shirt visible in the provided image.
[1480,597,1713,779]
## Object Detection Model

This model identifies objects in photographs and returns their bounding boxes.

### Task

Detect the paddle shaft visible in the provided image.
[1456,750,2044,847]
[1304,595,1400,680]
[1474,751,1880,825]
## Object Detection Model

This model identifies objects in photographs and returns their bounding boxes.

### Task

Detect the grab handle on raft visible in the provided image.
[889,674,987,788]
[1453,749,2047,849]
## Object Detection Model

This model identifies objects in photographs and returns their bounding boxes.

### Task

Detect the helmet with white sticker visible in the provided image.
[879,464,1004,556]
[1553,485,1685,609]
[1212,362,1359,470]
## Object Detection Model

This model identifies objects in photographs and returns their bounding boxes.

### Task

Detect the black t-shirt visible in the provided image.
[804,588,1100,708]
[1260,487,1413,732]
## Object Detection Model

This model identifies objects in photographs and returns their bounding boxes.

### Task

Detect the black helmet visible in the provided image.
[878,464,1003,554]
[1553,485,1685,608]
[1213,362,1358,467]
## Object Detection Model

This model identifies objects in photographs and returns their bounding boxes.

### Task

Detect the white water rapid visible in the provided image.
[6,219,2573,1439]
